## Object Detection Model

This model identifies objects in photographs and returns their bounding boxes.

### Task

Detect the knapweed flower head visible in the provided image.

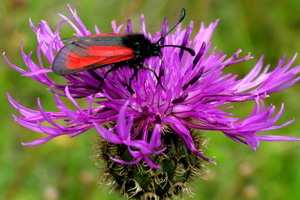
[3,3,300,168]
[4,4,300,180]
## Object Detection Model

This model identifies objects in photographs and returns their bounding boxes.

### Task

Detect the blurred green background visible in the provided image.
[1,0,300,199]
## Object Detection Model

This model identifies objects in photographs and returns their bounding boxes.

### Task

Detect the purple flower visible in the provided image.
[4,4,300,168]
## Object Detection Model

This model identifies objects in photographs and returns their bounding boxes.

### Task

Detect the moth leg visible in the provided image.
[93,63,122,96]
[140,65,166,92]
[129,67,139,86]
[127,67,138,94]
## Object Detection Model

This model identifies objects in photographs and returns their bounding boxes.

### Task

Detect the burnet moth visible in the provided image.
[52,8,195,92]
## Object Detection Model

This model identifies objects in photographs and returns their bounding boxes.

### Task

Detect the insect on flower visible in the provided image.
[52,8,195,91]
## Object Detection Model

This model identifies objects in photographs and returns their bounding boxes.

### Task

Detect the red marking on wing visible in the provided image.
[66,46,134,70]
[66,53,105,70]
[88,46,132,56]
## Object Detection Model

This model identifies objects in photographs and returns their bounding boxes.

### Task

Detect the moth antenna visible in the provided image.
[156,8,186,44]
[160,44,195,56]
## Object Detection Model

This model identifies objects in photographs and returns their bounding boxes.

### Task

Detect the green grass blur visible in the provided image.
[1,0,300,199]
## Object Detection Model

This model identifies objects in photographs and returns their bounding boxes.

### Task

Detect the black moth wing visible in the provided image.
[52,34,138,75]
